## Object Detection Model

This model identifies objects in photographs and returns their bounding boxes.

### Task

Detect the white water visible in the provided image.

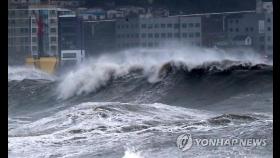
[8,101,272,158]
[122,148,143,158]
[8,66,56,81]
[8,102,214,158]
[57,45,267,99]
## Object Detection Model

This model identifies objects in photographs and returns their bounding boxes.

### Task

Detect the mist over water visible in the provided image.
[8,45,273,158]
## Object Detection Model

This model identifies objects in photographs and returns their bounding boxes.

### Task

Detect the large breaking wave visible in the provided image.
[8,46,273,158]
[56,46,271,99]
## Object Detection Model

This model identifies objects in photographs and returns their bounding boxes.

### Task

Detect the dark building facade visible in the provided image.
[201,14,225,47]
[83,20,116,56]
[58,15,85,67]
[58,15,84,52]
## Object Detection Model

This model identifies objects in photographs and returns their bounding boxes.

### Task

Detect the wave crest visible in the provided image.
[57,47,271,99]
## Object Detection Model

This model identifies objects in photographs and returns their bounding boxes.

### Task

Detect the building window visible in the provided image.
[32,19,36,24]
[167,33,172,38]
[267,27,271,31]
[32,46,37,51]
[142,33,146,38]
[51,46,57,51]
[229,19,233,24]
[267,36,271,41]
[183,33,187,38]
[229,28,233,32]
[148,24,153,29]
[50,37,57,42]
[245,27,249,32]
[20,28,25,33]
[161,24,166,28]
[154,24,159,28]
[148,43,153,47]
[250,27,254,32]
[267,45,273,50]
[161,33,166,38]
[50,28,57,33]
[126,34,130,38]
[9,10,15,16]
[236,28,239,32]
[235,19,239,24]
[142,43,146,47]
[195,32,200,37]
[174,33,180,38]
[189,23,194,28]
[11,20,16,25]
[260,45,265,51]
[174,24,179,28]
[135,33,139,38]
[182,23,187,28]
[155,33,159,38]
[195,23,200,27]
[267,18,271,23]
[167,24,172,28]
[148,33,153,38]
[31,28,37,34]
[32,37,37,42]
[189,33,194,38]
[50,19,57,24]
[141,24,146,28]
[259,36,265,42]
[49,10,56,16]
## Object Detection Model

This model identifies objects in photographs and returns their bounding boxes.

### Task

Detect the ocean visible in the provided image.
[8,46,273,158]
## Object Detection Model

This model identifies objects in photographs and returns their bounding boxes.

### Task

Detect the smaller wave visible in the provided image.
[8,66,56,81]
[207,114,258,126]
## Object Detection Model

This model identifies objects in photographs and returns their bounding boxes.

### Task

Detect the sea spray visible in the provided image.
[57,45,268,99]
[8,66,56,81]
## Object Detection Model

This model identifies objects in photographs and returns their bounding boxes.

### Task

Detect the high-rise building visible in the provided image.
[8,8,30,64]
[29,6,73,57]
[58,15,85,67]
[8,4,74,64]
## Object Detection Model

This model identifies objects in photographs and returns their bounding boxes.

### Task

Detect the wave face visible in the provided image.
[8,46,273,158]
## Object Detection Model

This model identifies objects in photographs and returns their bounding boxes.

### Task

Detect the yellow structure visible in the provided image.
[26,57,59,74]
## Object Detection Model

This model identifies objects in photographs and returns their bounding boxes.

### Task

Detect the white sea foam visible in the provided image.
[57,44,267,99]
[8,66,56,81]
[122,148,143,158]
[8,101,214,158]
[8,101,271,158]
